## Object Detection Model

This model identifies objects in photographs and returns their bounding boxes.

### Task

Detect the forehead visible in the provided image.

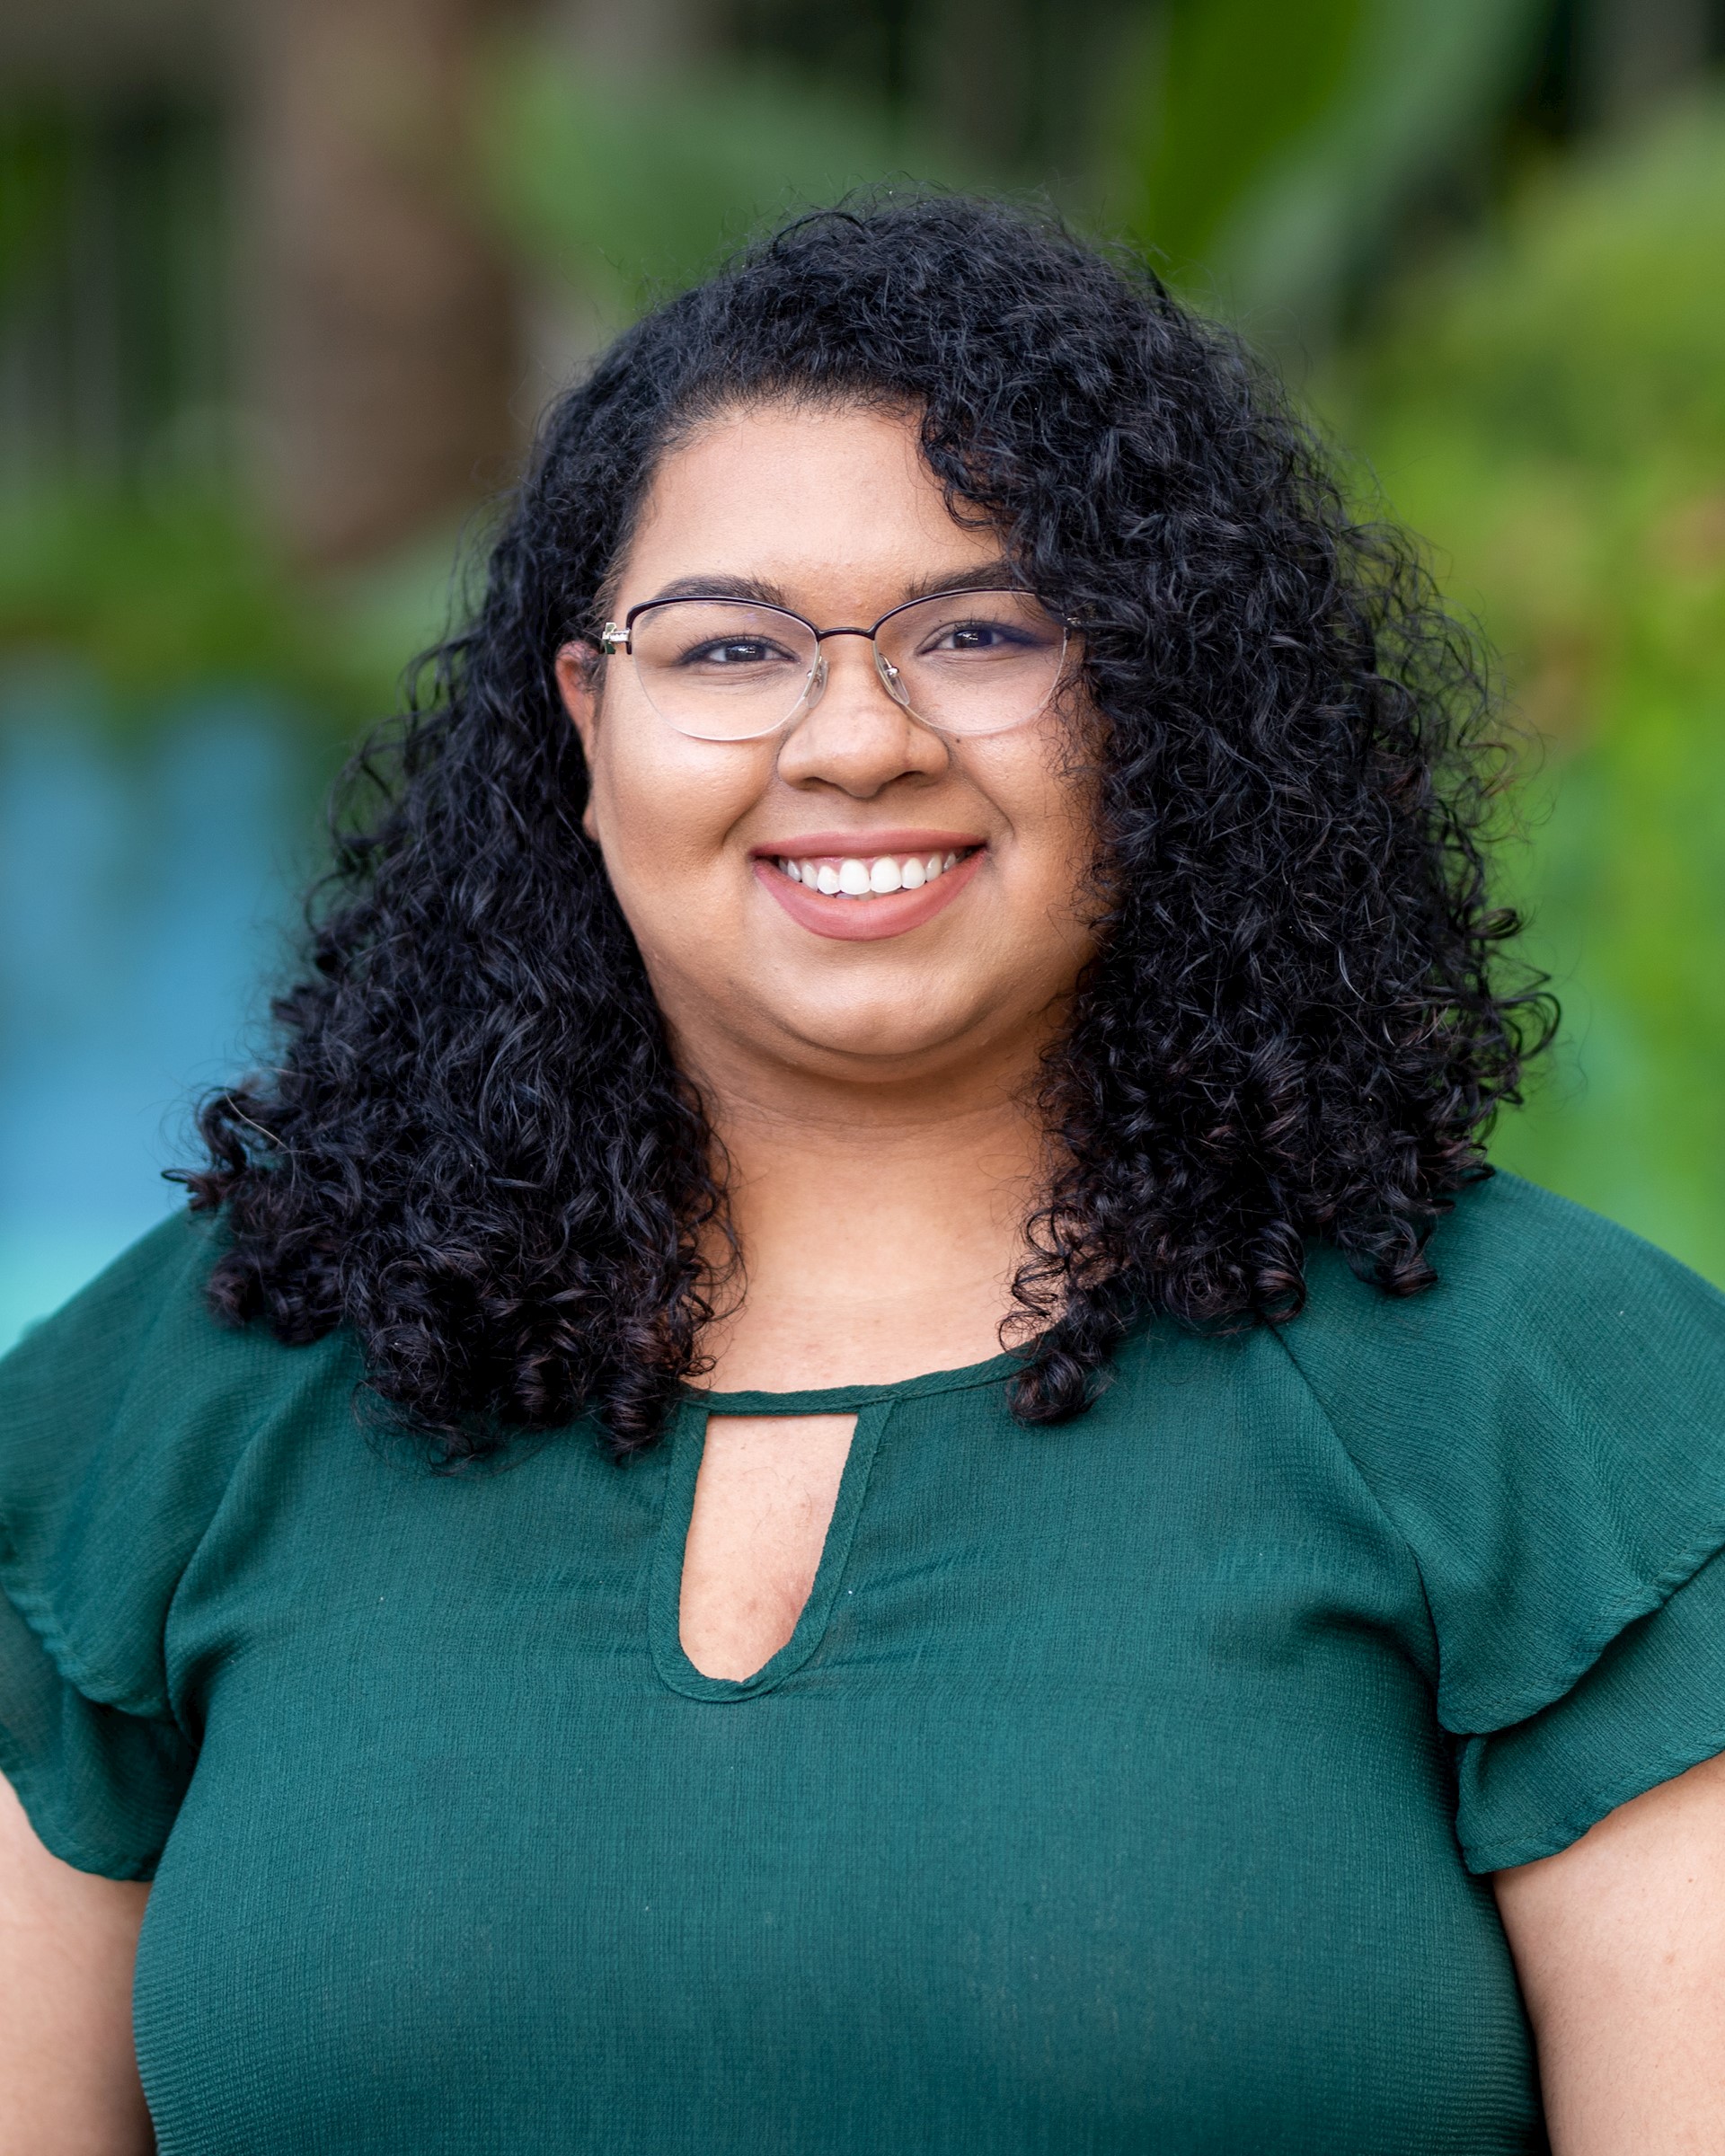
[616,400,1003,607]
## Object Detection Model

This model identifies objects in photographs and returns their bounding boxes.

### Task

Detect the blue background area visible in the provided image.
[0,672,314,1351]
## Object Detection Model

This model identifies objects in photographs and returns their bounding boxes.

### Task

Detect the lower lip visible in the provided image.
[754,851,985,941]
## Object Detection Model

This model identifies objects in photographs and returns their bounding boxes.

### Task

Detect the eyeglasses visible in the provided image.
[597,588,1070,742]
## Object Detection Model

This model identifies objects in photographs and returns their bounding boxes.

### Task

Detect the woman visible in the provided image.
[4,196,1725,2154]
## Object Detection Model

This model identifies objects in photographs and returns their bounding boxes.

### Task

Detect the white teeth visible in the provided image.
[779,848,970,897]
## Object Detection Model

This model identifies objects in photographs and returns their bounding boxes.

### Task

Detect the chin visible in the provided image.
[773,986,992,1069]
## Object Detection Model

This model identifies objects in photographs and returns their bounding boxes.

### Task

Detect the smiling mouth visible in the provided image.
[769,846,977,898]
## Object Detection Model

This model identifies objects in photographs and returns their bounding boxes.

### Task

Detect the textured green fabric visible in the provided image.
[4,1173,1725,2153]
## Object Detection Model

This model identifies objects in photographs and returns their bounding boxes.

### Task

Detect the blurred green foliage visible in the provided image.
[1111,0,1549,336]
[0,105,73,295]
[0,491,334,716]
[0,487,467,750]
[1338,93,1725,1278]
[481,41,971,321]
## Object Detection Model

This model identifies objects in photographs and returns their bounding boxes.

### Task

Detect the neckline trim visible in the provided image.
[683,1346,1022,1420]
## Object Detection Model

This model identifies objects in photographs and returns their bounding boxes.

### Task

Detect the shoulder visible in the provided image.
[0,1209,358,1716]
[1283,1168,1725,1529]
[1295,1168,1725,1370]
[6,1205,247,1393]
[0,1208,355,1462]
[1284,1171,1725,1489]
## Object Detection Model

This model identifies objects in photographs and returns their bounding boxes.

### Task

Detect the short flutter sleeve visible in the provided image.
[0,1213,257,1878]
[1282,1172,1725,1873]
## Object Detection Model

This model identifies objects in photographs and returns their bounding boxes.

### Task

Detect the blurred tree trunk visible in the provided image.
[241,0,523,567]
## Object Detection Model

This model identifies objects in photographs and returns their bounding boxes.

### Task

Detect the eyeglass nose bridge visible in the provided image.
[796,623,913,724]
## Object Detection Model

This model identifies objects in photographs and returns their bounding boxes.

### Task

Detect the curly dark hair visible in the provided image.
[181,193,1553,1463]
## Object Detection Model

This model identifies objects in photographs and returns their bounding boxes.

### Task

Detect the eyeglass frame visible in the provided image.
[596,586,1073,740]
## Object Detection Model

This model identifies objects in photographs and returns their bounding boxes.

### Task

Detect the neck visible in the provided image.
[682,1028,1053,1392]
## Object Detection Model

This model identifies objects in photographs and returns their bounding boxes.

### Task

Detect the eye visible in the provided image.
[919,617,1040,657]
[677,635,799,668]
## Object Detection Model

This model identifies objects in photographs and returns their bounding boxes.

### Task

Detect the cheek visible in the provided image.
[585,719,763,929]
[978,731,1099,923]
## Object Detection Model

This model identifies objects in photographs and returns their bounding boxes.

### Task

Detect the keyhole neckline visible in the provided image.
[651,1352,1022,1703]
[650,1395,895,1703]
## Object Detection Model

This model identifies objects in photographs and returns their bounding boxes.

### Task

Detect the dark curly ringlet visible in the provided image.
[181,192,1555,1465]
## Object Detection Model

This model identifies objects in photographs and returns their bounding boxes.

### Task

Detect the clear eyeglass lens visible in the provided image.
[876,591,1066,737]
[627,601,819,741]
[624,589,1066,741]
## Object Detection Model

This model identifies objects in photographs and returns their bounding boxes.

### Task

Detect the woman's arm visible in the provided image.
[1494,1749,1725,2153]
[0,1773,153,2154]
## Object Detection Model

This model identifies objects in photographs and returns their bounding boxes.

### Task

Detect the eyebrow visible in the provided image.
[897,558,1021,603]
[637,557,1024,616]
[641,573,791,608]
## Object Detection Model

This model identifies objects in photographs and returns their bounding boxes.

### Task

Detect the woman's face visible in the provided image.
[557,401,1099,1088]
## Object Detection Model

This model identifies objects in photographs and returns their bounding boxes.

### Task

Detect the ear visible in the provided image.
[555,641,601,762]
[554,642,604,841]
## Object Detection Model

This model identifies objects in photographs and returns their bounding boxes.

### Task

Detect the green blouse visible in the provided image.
[4,1172,1725,2153]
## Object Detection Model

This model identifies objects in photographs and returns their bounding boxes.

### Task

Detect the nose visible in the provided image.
[775,633,950,796]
